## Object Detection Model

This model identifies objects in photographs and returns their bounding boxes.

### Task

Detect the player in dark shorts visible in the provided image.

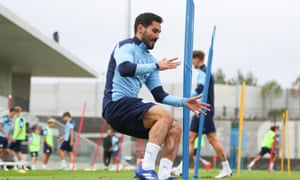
[0,108,16,170]
[172,50,232,178]
[102,12,210,180]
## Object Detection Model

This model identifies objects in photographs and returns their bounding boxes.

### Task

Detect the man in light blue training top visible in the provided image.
[58,112,75,170]
[8,106,26,170]
[0,108,16,170]
[109,130,119,171]
[102,12,210,180]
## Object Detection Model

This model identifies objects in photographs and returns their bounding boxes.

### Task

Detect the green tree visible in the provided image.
[245,71,257,86]
[261,80,283,118]
[226,69,257,86]
[214,68,226,84]
[290,76,300,118]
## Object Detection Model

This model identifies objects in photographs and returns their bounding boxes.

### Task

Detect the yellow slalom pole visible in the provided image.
[237,81,246,177]
[285,110,291,176]
[280,112,285,174]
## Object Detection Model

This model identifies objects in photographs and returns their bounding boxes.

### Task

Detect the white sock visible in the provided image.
[158,158,173,180]
[69,163,74,169]
[221,160,231,171]
[249,161,255,168]
[142,142,161,170]
[61,160,66,166]
[31,164,36,170]
[200,158,208,165]
[177,160,182,170]
[42,164,47,169]
[269,162,274,170]
[13,156,19,162]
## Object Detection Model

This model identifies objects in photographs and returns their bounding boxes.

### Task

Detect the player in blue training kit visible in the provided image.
[189,50,232,178]
[58,112,75,170]
[102,12,210,180]
[0,108,16,170]
[171,50,232,178]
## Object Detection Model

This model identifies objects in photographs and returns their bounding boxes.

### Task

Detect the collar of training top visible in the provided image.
[133,37,148,52]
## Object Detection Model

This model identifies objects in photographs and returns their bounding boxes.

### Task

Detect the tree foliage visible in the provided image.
[261,80,283,110]
[226,69,257,86]
[214,68,226,84]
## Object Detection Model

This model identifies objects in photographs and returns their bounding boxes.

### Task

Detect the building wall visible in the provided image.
[30,82,299,119]
[29,82,300,158]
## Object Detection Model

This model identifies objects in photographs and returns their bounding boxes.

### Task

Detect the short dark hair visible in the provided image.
[62,112,71,118]
[270,125,279,131]
[134,12,163,34]
[193,50,205,61]
[9,107,16,113]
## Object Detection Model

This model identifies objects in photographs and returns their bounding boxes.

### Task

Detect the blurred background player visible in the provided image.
[58,112,75,170]
[193,137,211,172]
[42,118,55,170]
[28,124,41,170]
[8,106,27,170]
[109,130,120,171]
[103,129,113,169]
[247,125,280,171]
[188,50,231,178]
[0,107,16,170]
[171,135,211,176]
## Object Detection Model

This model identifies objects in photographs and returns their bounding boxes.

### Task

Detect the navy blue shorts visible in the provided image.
[112,150,119,157]
[103,97,155,139]
[0,136,8,149]
[259,147,272,156]
[43,143,52,154]
[9,140,22,152]
[190,110,216,134]
[30,152,39,157]
[60,141,73,152]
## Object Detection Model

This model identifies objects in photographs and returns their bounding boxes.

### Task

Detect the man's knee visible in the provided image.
[161,112,174,127]
[172,122,182,136]
[189,132,197,143]
[207,133,218,145]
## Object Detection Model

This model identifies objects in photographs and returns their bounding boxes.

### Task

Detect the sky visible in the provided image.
[0,0,299,88]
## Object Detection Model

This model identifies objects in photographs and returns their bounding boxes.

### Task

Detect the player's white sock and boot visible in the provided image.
[171,160,182,176]
[158,158,173,180]
[247,161,255,170]
[59,160,66,170]
[135,142,160,180]
[215,160,232,178]
[42,164,48,170]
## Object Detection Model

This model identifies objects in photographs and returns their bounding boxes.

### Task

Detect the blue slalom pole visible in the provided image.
[183,0,195,180]
[193,26,216,179]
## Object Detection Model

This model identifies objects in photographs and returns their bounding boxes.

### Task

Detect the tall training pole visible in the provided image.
[286,110,291,176]
[237,81,246,177]
[280,112,285,173]
[90,120,107,169]
[193,26,216,179]
[72,101,87,171]
[183,0,195,179]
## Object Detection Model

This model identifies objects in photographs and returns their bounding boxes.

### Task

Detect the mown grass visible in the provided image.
[0,169,298,180]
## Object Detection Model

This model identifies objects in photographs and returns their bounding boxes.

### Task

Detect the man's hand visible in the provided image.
[69,141,73,147]
[186,95,210,117]
[57,137,64,143]
[157,57,180,71]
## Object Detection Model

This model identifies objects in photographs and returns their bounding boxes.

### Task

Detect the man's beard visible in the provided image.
[141,32,157,49]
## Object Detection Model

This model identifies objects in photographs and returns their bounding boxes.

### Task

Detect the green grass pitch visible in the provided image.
[0,169,298,180]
